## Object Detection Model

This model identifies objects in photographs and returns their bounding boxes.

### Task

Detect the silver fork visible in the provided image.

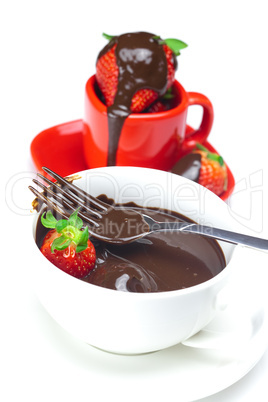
[29,167,268,250]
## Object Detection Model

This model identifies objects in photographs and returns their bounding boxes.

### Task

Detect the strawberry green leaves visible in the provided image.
[41,209,89,253]
[153,36,188,56]
[51,237,72,253]
[41,210,57,228]
[76,226,89,253]
[196,143,225,167]
[163,38,188,56]
[102,33,114,41]
[162,87,175,100]
[54,219,68,233]
[68,210,83,230]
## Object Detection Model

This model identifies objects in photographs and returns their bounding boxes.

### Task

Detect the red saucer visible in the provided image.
[30,119,235,200]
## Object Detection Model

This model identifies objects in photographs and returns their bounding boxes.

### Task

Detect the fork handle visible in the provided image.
[158,222,268,251]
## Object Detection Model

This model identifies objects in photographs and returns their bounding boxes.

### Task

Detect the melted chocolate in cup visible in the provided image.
[91,207,150,244]
[96,32,177,166]
[35,201,226,293]
[85,206,225,292]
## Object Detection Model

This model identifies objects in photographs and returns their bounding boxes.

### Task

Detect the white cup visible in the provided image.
[31,166,236,354]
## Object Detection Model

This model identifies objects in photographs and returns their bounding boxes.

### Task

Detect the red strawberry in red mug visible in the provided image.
[95,32,187,166]
[83,31,214,171]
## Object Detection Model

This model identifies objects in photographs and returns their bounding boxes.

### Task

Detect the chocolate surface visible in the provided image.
[35,200,226,293]
[171,152,202,182]
[97,32,177,166]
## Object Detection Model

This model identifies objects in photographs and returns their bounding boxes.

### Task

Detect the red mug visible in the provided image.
[83,75,214,171]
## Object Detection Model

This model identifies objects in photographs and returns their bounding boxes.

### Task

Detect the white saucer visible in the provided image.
[35,247,268,401]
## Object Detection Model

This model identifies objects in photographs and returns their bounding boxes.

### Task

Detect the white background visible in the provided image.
[2,0,268,401]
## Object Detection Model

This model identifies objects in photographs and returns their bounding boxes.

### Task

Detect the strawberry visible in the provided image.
[40,209,96,278]
[146,100,167,113]
[96,33,187,113]
[145,88,176,113]
[194,144,228,196]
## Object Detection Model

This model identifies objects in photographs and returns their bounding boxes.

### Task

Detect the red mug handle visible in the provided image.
[182,92,214,153]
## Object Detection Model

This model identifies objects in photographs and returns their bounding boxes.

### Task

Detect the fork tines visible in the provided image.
[29,167,110,228]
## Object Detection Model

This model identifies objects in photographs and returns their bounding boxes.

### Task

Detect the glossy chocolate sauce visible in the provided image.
[35,200,226,293]
[171,152,202,182]
[97,32,177,166]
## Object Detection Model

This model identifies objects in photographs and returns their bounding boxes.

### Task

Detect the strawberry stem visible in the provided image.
[41,209,89,253]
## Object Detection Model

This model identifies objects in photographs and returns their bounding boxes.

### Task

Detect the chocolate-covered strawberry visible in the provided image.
[172,143,228,196]
[96,32,187,113]
[95,32,187,166]
[40,209,96,278]
[194,144,228,196]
